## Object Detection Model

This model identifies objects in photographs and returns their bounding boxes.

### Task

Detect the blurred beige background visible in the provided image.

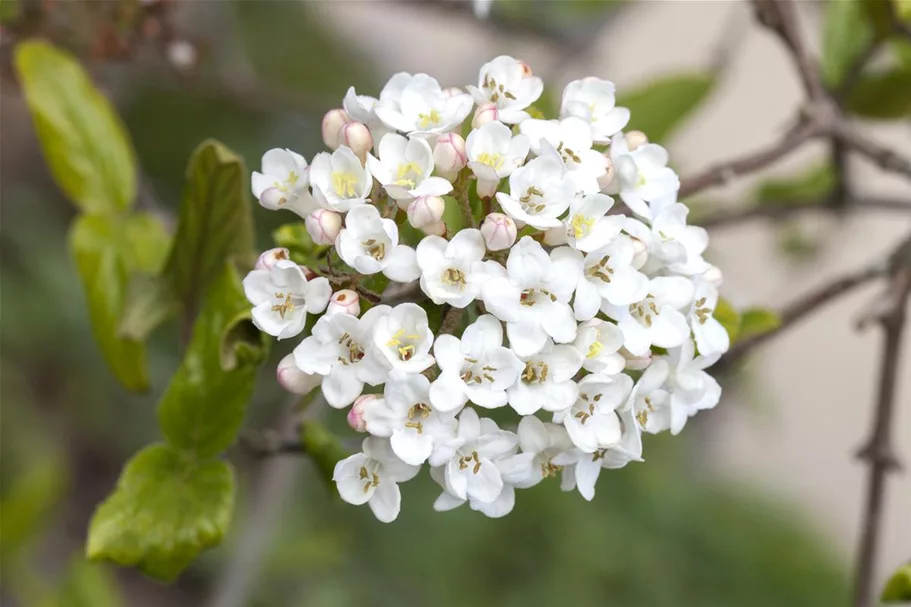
[316,0,911,584]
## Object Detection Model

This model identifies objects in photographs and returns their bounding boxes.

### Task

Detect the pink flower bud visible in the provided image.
[407,195,445,229]
[348,394,379,432]
[597,155,616,191]
[327,289,361,317]
[337,121,373,163]
[480,213,517,251]
[259,187,289,210]
[472,103,499,128]
[421,220,447,236]
[321,108,350,149]
[625,130,648,152]
[433,132,467,180]
[443,86,465,98]
[255,247,291,270]
[305,209,342,245]
[277,354,322,395]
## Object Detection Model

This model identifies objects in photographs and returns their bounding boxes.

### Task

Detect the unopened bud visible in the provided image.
[407,195,446,229]
[625,130,648,152]
[597,155,616,191]
[443,86,465,98]
[259,187,289,211]
[337,121,373,163]
[327,289,361,317]
[480,213,517,251]
[277,354,322,395]
[255,247,291,271]
[348,394,379,432]
[305,209,342,245]
[321,108,350,149]
[421,220,447,236]
[433,132,467,180]
[621,348,652,371]
[472,103,499,128]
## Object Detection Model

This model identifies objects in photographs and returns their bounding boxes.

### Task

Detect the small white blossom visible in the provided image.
[561,193,625,253]
[609,135,679,220]
[629,357,673,434]
[554,373,633,452]
[242,260,331,339]
[333,436,420,523]
[251,148,315,218]
[431,464,517,519]
[367,134,453,205]
[416,229,487,308]
[343,72,412,144]
[374,73,473,136]
[689,279,730,357]
[309,146,373,213]
[336,205,420,283]
[499,416,575,488]
[520,117,606,194]
[363,371,457,466]
[574,319,626,375]
[573,234,650,321]
[371,303,435,374]
[560,77,630,143]
[496,155,576,230]
[465,121,530,198]
[429,314,524,412]
[506,340,582,415]
[467,55,543,124]
[601,276,694,356]
[293,306,391,408]
[482,237,581,355]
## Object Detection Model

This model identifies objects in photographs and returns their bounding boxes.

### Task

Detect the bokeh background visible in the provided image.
[1,1,909,606]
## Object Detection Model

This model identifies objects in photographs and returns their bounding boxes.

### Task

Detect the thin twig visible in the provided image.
[678,119,821,198]
[852,239,911,607]
[695,197,911,229]
[751,0,826,101]
[831,123,911,181]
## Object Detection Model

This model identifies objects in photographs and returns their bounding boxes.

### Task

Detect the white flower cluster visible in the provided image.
[244,56,730,523]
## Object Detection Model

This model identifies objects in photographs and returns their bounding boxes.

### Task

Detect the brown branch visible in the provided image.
[695,197,911,229]
[831,123,911,181]
[751,0,826,101]
[678,119,821,198]
[853,240,911,607]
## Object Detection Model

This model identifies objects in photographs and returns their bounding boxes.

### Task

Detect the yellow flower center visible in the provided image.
[476,152,505,171]
[331,172,359,197]
[418,109,442,129]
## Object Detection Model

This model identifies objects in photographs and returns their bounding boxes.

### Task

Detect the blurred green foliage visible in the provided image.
[882,562,911,602]
[618,73,716,144]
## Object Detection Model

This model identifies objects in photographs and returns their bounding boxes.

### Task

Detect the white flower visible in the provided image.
[309,146,373,213]
[431,464,517,519]
[362,370,457,466]
[609,135,679,220]
[343,72,413,144]
[554,373,633,452]
[561,193,625,253]
[428,407,518,504]
[416,229,487,308]
[573,319,626,375]
[573,235,650,321]
[498,416,575,488]
[371,303,435,374]
[689,279,730,357]
[336,205,420,283]
[558,405,642,501]
[601,276,694,356]
[242,260,331,339]
[467,55,543,124]
[251,148,315,218]
[367,134,453,205]
[374,73,473,136]
[519,117,605,194]
[293,306,391,408]
[506,340,582,415]
[665,339,722,434]
[429,314,524,412]
[333,436,420,523]
[495,155,576,230]
[560,77,630,143]
[465,121,530,198]
[482,237,581,355]
[628,357,673,434]
[645,203,710,275]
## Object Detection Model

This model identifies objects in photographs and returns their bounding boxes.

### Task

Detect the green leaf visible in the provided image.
[118,275,179,341]
[157,262,268,458]
[847,69,911,119]
[714,297,741,344]
[617,73,715,143]
[14,40,136,213]
[53,559,122,607]
[822,0,874,88]
[86,444,234,582]
[739,308,781,342]
[754,164,835,206]
[442,194,466,234]
[272,222,316,264]
[69,213,170,391]
[862,0,895,39]
[299,420,349,493]
[882,562,911,602]
[0,455,67,568]
[0,0,20,24]
[162,139,254,314]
